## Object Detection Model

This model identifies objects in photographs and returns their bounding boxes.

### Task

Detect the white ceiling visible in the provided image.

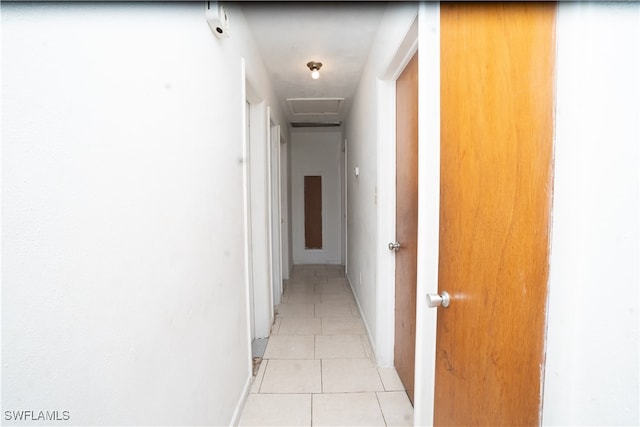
[241,3,387,126]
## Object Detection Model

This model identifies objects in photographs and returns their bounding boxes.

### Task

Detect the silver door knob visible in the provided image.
[427,291,450,308]
[388,242,401,251]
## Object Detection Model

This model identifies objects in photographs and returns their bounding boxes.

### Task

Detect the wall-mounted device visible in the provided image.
[206,1,230,38]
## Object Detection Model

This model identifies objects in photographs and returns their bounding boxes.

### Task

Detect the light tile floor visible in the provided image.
[239,264,413,427]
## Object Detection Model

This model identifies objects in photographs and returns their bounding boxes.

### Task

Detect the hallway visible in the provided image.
[239,265,413,426]
[2,3,638,426]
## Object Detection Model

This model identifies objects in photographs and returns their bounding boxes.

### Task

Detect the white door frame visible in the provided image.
[244,86,274,340]
[414,4,441,425]
[241,60,255,370]
[243,96,255,341]
[375,11,419,368]
[268,120,283,305]
[280,138,291,280]
[375,4,441,425]
[340,137,347,266]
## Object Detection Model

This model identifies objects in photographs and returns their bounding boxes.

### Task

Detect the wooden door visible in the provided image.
[435,3,556,425]
[394,52,419,404]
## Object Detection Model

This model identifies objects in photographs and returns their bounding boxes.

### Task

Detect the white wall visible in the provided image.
[291,128,343,265]
[1,3,284,425]
[344,3,419,363]
[543,3,640,425]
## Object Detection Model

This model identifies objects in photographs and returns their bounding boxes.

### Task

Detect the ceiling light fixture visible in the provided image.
[307,61,322,80]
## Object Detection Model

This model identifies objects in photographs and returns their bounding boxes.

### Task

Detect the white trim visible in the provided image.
[270,124,283,305]
[279,137,290,281]
[241,58,255,359]
[382,21,419,81]
[344,138,349,271]
[266,107,275,323]
[375,78,397,368]
[229,375,252,427]
[347,275,376,360]
[248,98,272,339]
[413,3,441,425]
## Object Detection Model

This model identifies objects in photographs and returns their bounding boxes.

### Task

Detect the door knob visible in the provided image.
[427,291,450,308]
[388,242,401,252]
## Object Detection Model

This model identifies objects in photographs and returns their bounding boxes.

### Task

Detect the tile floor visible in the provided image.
[239,264,413,427]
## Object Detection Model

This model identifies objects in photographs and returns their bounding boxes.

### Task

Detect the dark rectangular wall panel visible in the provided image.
[304,176,322,249]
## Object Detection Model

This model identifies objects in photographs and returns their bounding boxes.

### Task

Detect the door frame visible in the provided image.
[376,11,418,370]
[413,4,441,425]
[279,137,291,280]
[268,120,283,304]
[244,80,275,340]
[376,3,441,424]
[241,59,256,359]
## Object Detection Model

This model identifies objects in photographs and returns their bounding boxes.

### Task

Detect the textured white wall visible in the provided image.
[1,3,283,425]
[291,128,343,265]
[543,3,640,425]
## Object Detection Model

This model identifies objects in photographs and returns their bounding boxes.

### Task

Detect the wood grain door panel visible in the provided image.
[395,52,419,404]
[435,3,556,425]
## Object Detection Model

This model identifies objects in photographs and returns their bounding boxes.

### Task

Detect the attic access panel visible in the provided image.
[287,98,345,116]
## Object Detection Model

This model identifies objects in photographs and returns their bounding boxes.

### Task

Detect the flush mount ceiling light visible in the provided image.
[306,61,322,80]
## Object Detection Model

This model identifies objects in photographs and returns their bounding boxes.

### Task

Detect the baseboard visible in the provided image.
[229,374,252,427]
[345,275,378,365]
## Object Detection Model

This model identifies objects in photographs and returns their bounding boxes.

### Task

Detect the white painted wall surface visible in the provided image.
[543,3,640,425]
[344,3,419,364]
[1,3,284,425]
[291,128,343,265]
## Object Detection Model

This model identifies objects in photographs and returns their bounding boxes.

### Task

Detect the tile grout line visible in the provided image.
[310,391,314,427]
[375,391,390,427]
[313,333,317,360]
[357,334,368,362]
[315,298,320,427]
[320,358,324,394]
[257,359,268,394]
[374,360,388,392]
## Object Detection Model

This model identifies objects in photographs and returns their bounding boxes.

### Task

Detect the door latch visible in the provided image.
[427,291,450,308]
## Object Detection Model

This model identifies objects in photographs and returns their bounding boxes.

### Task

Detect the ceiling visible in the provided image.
[240,2,387,126]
